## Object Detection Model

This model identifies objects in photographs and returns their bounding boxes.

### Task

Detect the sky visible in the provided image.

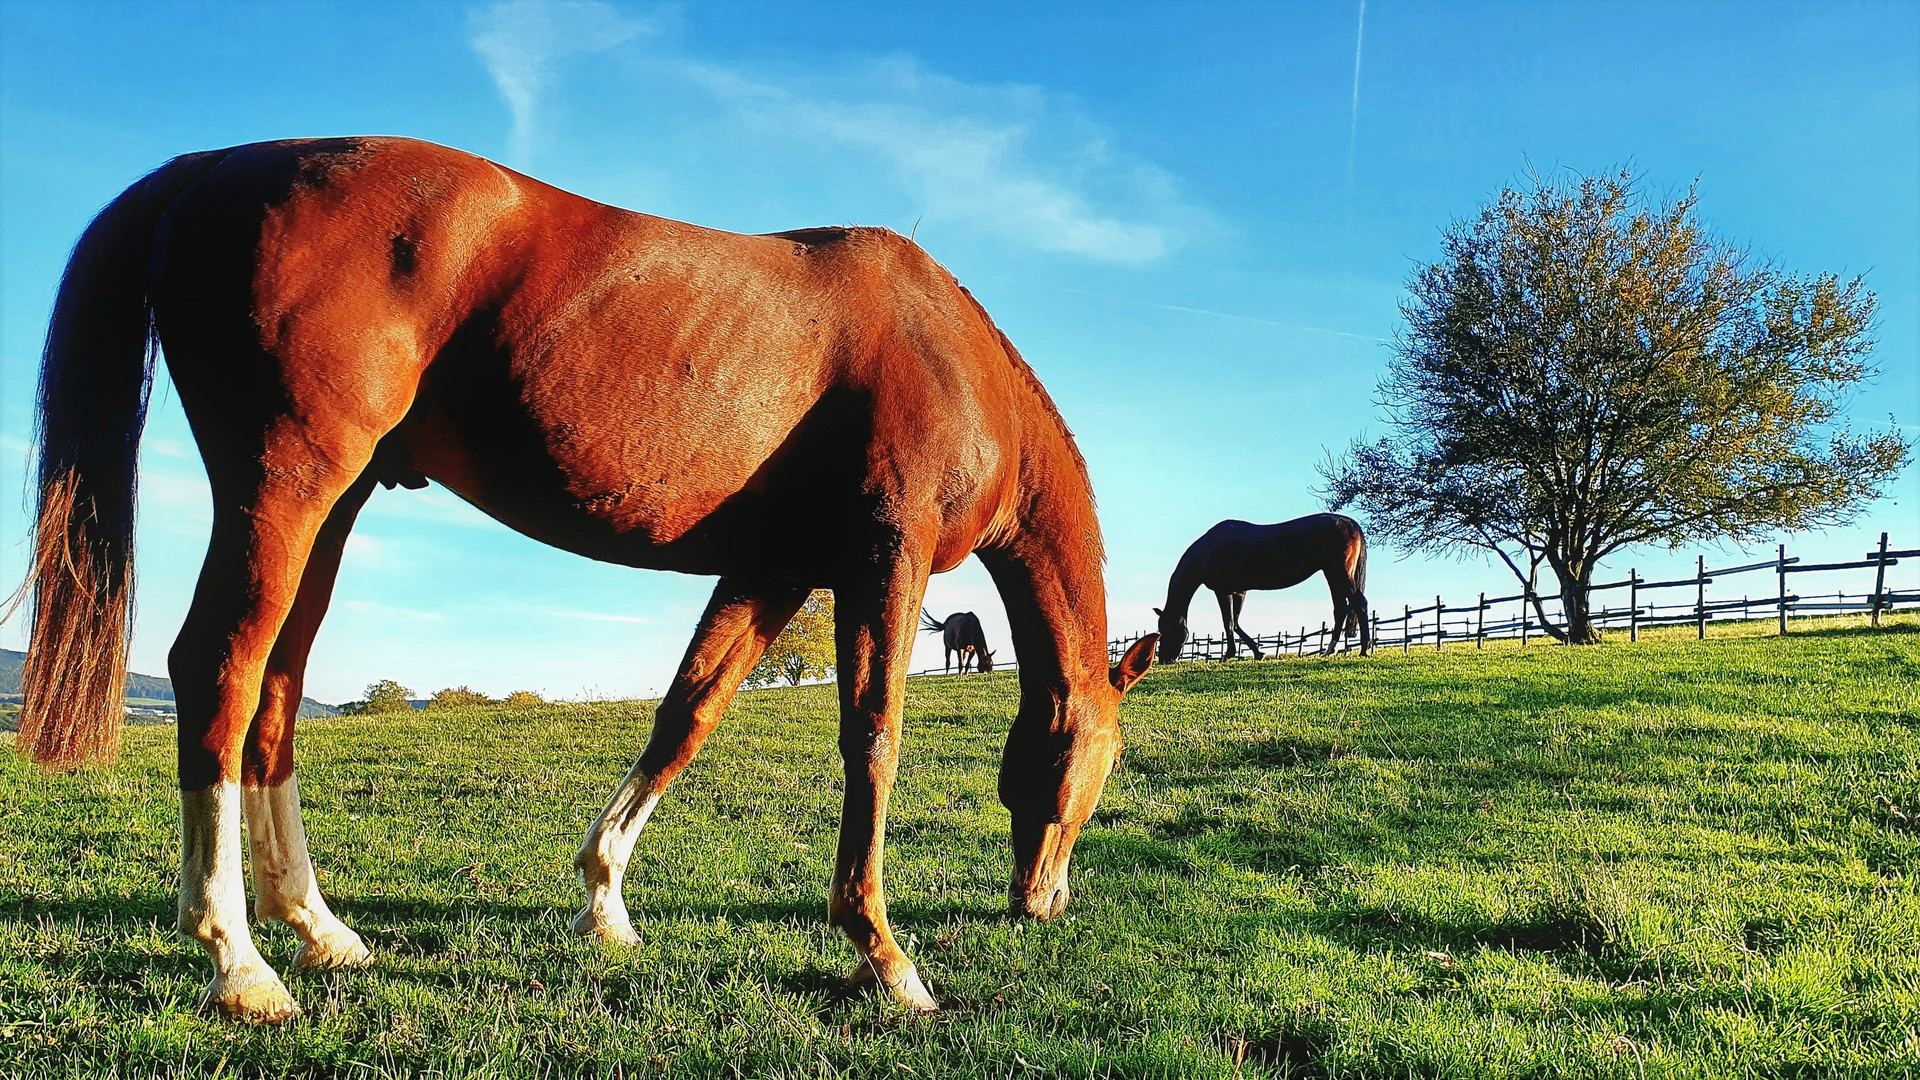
[1,0,1916,703]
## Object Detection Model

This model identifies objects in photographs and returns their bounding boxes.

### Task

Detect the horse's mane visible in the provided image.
[950,281,1102,554]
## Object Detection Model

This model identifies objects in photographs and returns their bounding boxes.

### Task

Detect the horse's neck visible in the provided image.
[1161,552,1206,620]
[979,472,1109,706]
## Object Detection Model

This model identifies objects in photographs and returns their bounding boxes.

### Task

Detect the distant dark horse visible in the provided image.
[1154,514,1371,662]
[920,611,996,672]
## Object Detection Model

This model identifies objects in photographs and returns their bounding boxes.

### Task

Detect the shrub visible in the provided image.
[427,685,492,709]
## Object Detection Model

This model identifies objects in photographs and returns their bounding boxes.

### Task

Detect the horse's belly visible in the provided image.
[396,380,889,579]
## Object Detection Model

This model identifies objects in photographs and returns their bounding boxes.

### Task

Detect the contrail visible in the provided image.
[1347,0,1367,188]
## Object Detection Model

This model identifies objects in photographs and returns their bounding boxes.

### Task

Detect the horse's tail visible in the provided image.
[1346,526,1370,636]
[920,608,946,634]
[10,153,221,768]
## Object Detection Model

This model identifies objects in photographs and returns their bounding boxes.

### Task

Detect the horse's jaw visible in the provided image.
[1008,819,1081,919]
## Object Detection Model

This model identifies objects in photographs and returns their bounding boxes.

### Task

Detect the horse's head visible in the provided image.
[978,649,996,673]
[1002,634,1155,920]
[1152,607,1186,663]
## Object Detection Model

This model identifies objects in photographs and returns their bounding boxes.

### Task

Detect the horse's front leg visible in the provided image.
[829,550,937,1012]
[574,577,808,944]
[244,471,377,972]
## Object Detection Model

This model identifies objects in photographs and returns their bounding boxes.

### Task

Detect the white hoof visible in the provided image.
[293,923,373,970]
[886,963,938,1012]
[203,966,299,1023]
[572,907,641,947]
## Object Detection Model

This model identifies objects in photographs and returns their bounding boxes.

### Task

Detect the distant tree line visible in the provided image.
[338,680,547,714]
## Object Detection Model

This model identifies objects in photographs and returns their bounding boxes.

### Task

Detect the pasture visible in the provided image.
[3,620,1916,1078]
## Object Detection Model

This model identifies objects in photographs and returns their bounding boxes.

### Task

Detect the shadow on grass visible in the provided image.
[1317,903,1613,960]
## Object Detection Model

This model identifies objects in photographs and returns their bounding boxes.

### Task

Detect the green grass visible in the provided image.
[3,622,1917,1078]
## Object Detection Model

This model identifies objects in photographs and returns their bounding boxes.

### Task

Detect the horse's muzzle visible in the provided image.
[1008,820,1080,920]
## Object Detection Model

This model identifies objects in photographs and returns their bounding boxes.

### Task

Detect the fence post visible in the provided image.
[1371,611,1379,655]
[1777,543,1789,636]
[1871,531,1890,628]
[1319,620,1328,656]
[1696,554,1707,640]
[1521,593,1530,646]
[1434,595,1444,651]
[1629,570,1639,643]
[1476,592,1486,649]
[1402,606,1411,653]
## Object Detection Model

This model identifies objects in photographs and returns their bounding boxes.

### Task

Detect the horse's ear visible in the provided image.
[1152,607,1163,619]
[1110,634,1157,695]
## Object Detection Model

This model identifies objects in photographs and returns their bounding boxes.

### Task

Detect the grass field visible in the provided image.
[2,619,1917,1078]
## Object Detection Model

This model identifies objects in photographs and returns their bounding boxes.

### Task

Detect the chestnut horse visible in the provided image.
[1153,513,1371,661]
[15,137,1157,1022]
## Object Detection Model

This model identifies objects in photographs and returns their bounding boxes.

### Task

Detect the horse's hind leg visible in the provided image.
[574,576,809,945]
[1328,588,1349,656]
[1231,592,1264,660]
[242,469,378,971]
[172,439,384,1022]
[1215,589,1238,659]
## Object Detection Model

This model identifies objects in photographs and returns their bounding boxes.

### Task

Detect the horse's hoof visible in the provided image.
[853,959,937,1011]
[887,965,939,1012]
[293,925,373,970]
[203,969,300,1023]
[572,907,641,947]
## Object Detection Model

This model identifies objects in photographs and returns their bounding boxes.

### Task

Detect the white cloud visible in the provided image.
[469,0,651,167]
[682,57,1194,263]
[466,4,1199,263]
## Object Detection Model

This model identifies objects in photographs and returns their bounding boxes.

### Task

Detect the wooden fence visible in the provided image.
[1108,531,1917,665]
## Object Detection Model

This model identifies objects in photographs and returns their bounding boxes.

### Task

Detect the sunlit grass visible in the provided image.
[2,624,1915,1077]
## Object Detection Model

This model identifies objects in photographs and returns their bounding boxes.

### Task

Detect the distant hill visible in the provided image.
[0,649,338,718]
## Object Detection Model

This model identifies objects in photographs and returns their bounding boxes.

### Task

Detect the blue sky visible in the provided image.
[1,0,1915,702]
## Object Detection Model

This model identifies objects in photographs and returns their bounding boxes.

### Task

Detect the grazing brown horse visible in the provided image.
[14,137,1157,1022]
[1153,513,1371,661]
[920,610,996,673]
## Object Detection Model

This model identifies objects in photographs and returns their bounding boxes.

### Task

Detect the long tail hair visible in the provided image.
[919,609,947,634]
[1346,530,1370,635]
[11,153,220,768]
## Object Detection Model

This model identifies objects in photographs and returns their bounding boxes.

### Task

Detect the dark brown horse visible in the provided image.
[920,610,996,673]
[1154,513,1370,661]
[14,137,1157,1021]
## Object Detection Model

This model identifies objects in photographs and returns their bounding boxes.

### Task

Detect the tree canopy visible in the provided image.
[341,679,414,715]
[1322,167,1909,643]
[747,590,837,687]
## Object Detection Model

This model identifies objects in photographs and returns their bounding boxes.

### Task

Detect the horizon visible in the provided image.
[2,0,1915,702]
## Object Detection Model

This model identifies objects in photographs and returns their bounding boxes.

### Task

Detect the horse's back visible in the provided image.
[1190,514,1359,591]
[147,137,1027,580]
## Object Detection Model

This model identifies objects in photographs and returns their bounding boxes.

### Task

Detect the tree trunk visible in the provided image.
[1559,575,1600,644]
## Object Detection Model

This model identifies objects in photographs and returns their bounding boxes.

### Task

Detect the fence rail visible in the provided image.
[1106,531,1915,665]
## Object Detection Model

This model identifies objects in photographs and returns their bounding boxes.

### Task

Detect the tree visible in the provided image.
[746,590,836,687]
[1321,168,1909,643]
[341,679,413,715]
